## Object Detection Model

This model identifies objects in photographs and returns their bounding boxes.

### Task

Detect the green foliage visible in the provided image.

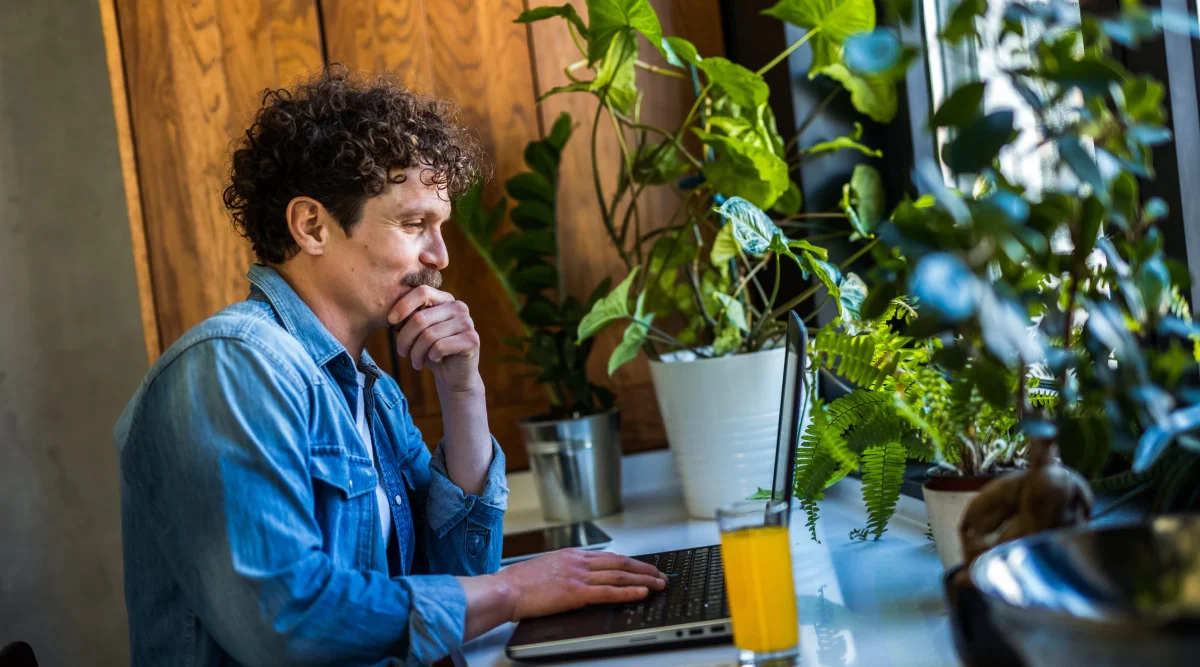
[518,0,893,373]
[867,0,1200,507]
[453,113,613,418]
[795,303,1026,539]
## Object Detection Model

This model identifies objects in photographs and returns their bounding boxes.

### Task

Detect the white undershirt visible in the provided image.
[356,371,393,546]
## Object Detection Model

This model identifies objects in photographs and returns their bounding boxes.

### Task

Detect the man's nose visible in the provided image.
[420,230,449,271]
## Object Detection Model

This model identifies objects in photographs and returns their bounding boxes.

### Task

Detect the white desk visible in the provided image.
[458,474,959,667]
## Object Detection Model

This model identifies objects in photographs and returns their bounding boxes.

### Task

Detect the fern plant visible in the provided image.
[792,300,1025,541]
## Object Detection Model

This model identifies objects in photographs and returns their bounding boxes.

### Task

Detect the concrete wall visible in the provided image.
[0,1,146,664]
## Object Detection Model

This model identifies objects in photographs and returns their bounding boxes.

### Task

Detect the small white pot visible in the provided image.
[649,346,810,519]
[922,476,995,569]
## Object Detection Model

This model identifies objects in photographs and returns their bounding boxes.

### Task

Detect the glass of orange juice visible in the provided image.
[717,499,798,664]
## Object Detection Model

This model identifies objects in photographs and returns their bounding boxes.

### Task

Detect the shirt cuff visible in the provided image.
[427,438,508,537]
[398,574,467,666]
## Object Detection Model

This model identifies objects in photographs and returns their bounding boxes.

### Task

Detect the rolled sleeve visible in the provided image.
[426,438,508,537]
[417,438,507,577]
[399,575,467,666]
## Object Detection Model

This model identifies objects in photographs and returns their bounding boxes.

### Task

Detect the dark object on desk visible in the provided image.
[943,566,1025,667]
[505,312,808,661]
[971,515,1200,667]
[501,521,613,565]
[0,642,39,667]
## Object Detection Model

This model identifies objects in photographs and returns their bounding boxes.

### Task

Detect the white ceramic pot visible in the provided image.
[649,346,808,519]
[922,476,995,569]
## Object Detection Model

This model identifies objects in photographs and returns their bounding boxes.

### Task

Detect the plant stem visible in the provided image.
[611,111,705,169]
[756,27,822,77]
[622,315,710,357]
[730,255,771,301]
[788,87,842,152]
[804,295,832,323]
[590,104,630,268]
[566,22,587,58]
[768,239,878,319]
[636,60,687,79]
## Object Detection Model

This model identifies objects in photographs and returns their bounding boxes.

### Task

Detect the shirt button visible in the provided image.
[394,494,403,506]
[349,480,354,489]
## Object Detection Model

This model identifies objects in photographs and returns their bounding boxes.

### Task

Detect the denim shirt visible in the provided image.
[114,265,508,666]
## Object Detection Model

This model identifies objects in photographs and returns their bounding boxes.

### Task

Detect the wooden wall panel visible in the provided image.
[113,0,324,352]
[525,0,726,453]
[321,0,549,469]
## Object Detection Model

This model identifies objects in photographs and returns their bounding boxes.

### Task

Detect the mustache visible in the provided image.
[403,267,443,290]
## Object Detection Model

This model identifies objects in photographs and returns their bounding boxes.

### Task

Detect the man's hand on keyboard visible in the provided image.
[495,549,668,621]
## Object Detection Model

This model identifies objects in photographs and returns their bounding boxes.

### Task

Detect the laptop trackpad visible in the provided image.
[510,605,614,645]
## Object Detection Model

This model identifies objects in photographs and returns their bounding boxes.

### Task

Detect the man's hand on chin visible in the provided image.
[388,284,492,495]
[388,284,483,394]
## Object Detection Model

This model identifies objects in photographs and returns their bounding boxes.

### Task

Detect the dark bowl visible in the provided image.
[970,515,1200,667]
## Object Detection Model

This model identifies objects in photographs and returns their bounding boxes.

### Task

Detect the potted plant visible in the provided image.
[787,303,1025,565]
[854,0,1200,567]
[454,112,621,522]
[516,0,896,517]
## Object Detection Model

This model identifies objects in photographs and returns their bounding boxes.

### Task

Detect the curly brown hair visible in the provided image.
[223,64,486,264]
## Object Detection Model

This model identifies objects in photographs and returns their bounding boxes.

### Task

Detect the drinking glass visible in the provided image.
[716,499,799,664]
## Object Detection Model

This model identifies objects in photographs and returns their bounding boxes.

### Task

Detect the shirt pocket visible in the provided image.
[310,445,378,500]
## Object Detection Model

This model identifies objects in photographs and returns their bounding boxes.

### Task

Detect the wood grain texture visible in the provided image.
[525,0,726,453]
[114,0,324,349]
[99,0,160,366]
[322,0,547,469]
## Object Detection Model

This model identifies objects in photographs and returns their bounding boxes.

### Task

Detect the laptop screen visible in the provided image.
[771,311,808,518]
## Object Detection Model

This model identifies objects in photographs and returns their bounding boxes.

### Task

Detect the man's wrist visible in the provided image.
[435,372,486,398]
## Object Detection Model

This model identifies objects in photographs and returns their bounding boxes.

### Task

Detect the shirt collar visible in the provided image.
[246,264,383,378]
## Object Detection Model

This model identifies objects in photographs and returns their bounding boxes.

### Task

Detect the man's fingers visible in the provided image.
[422,334,479,367]
[407,319,472,368]
[388,285,454,327]
[582,586,650,606]
[585,553,667,580]
[394,302,463,356]
[585,570,667,590]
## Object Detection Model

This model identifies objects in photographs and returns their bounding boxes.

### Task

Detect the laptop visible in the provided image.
[505,311,809,661]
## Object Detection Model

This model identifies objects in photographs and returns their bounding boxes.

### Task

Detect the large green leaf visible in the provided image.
[546,112,574,150]
[662,36,701,67]
[710,223,739,268]
[698,57,769,109]
[630,141,690,185]
[801,122,882,157]
[587,0,663,66]
[714,292,749,332]
[515,4,588,38]
[764,0,876,75]
[506,172,554,203]
[590,30,639,113]
[773,180,803,216]
[819,63,897,123]
[509,200,555,230]
[930,81,986,128]
[694,130,789,209]
[838,272,869,323]
[493,230,554,266]
[942,110,1016,173]
[714,196,784,255]
[578,267,640,342]
[509,262,558,293]
[608,313,653,375]
[859,440,906,538]
[842,164,885,237]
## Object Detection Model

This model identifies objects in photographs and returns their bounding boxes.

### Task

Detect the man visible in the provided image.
[114,66,666,667]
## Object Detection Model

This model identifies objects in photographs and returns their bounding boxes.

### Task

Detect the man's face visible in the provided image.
[319,166,451,329]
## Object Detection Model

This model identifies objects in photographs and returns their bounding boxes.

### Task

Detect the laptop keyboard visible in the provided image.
[612,545,729,631]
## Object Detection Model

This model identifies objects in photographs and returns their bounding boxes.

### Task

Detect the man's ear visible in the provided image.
[286,196,332,256]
